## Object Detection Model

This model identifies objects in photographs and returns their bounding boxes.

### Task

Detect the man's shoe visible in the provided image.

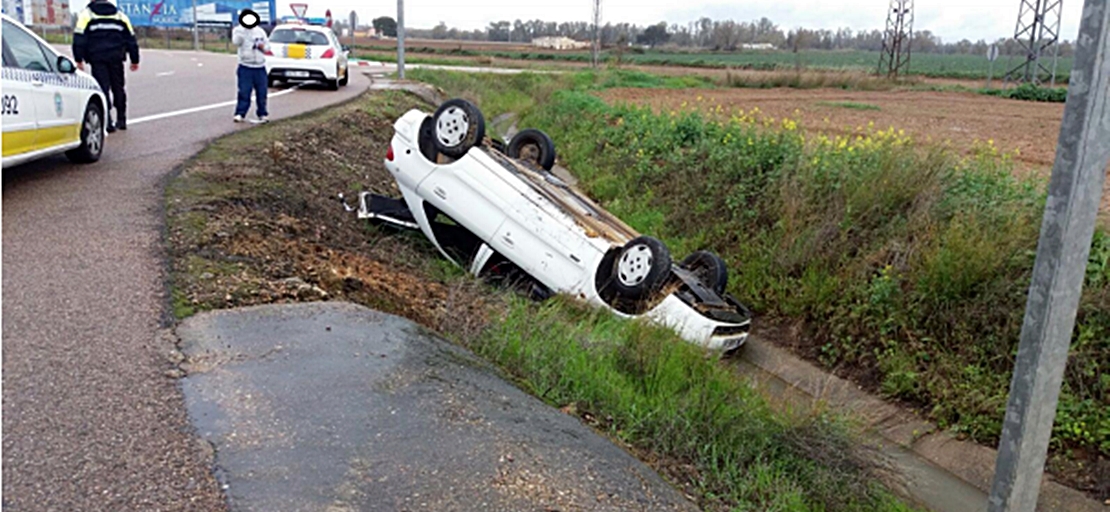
[106,123,117,134]
[233,115,244,123]
[116,119,127,130]
[257,116,269,123]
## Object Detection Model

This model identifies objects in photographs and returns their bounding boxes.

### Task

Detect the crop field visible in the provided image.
[357,38,1074,81]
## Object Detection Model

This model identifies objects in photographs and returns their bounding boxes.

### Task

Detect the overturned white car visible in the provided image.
[342,99,751,351]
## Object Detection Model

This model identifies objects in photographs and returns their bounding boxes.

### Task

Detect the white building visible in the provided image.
[532,36,590,50]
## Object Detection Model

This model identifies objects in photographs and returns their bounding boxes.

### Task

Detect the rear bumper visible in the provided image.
[266,58,338,81]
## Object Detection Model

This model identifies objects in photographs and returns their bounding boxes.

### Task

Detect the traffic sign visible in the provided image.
[289,2,307,19]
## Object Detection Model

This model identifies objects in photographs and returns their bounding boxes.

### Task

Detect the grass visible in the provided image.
[980,83,1069,103]
[355,42,1075,82]
[817,101,882,111]
[413,69,1110,469]
[164,87,918,511]
[474,297,914,512]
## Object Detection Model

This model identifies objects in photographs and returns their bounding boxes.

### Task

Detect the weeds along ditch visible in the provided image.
[166,90,914,511]
[409,69,1110,475]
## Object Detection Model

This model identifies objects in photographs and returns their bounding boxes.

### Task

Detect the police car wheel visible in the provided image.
[65,101,104,164]
[339,67,349,86]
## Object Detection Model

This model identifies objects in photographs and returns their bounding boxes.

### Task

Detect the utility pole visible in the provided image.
[877,0,914,78]
[591,0,601,68]
[1004,0,1064,85]
[988,2,1110,512]
[396,0,405,79]
[192,0,198,51]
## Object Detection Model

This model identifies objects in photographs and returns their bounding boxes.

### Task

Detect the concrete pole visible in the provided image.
[396,0,405,80]
[988,2,1110,511]
[192,0,198,51]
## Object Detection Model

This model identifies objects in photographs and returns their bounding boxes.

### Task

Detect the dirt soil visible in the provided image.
[597,86,1110,219]
[166,92,494,339]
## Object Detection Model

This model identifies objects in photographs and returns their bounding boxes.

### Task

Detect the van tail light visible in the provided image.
[386,144,394,161]
[320,48,335,59]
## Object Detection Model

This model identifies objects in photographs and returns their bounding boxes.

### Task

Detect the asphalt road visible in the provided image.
[2,49,369,511]
[178,303,696,512]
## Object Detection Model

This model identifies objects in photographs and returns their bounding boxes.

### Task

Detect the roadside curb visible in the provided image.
[734,336,1102,512]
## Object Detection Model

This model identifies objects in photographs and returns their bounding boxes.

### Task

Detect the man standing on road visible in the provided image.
[72,0,140,133]
[232,9,270,123]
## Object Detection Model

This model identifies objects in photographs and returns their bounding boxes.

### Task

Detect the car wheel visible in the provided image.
[326,77,339,90]
[681,250,729,295]
[339,66,349,86]
[65,100,104,164]
[506,128,556,171]
[268,77,278,88]
[432,98,485,159]
[612,236,672,301]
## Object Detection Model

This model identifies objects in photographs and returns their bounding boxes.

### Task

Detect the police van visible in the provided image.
[2,13,107,168]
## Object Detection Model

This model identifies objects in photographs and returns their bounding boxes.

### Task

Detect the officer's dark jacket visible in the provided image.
[72,1,140,64]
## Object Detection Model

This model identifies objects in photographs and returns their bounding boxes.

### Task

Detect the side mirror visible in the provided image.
[57,55,76,74]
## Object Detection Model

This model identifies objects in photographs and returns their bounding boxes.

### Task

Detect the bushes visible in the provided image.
[981,83,1069,103]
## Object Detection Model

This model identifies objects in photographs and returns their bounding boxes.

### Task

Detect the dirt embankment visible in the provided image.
[166,93,493,337]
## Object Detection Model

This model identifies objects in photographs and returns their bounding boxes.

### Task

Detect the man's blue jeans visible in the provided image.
[235,65,268,117]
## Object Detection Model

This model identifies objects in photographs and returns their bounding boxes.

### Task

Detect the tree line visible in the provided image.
[368,15,1074,57]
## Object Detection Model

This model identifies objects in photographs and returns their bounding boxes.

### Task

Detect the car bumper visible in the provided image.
[266,58,339,81]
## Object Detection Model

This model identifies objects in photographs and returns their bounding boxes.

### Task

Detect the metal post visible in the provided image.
[396,0,405,79]
[192,0,198,51]
[988,2,1110,511]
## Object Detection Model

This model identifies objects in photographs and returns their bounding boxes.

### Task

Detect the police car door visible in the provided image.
[1,19,45,158]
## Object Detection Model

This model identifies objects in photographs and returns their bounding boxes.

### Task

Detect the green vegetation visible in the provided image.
[414,69,1109,462]
[817,101,882,111]
[360,43,1074,82]
[165,88,916,511]
[981,83,1069,103]
[475,297,913,512]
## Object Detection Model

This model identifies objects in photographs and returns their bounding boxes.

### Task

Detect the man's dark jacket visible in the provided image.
[72,0,140,64]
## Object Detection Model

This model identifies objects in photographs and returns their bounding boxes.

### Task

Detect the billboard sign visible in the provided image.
[118,0,274,27]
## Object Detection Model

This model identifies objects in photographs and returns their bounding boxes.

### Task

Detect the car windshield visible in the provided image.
[270,29,329,45]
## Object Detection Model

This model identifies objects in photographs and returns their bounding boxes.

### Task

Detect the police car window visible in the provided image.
[2,20,53,72]
[270,29,329,45]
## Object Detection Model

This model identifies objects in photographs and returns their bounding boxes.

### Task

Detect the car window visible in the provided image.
[2,20,54,72]
[269,29,329,45]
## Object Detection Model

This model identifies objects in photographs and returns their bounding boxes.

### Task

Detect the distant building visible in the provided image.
[741,43,777,51]
[532,36,590,50]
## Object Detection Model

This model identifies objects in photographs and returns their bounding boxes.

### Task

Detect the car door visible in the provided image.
[2,20,46,158]
[2,20,77,153]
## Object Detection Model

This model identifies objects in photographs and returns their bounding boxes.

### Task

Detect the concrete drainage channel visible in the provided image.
[732,337,1103,512]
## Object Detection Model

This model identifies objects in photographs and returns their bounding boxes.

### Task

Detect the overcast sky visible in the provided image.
[294,0,1085,44]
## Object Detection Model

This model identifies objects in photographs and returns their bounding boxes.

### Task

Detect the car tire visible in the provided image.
[65,100,104,164]
[681,250,729,295]
[339,66,349,86]
[267,76,278,88]
[612,236,672,301]
[506,128,556,171]
[432,98,485,159]
[326,77,339,90]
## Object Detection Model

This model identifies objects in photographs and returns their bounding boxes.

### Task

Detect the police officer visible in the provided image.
[73,0,140,132]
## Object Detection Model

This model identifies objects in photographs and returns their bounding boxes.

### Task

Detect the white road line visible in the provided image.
[129,87,299,126]
[155,71,176,77]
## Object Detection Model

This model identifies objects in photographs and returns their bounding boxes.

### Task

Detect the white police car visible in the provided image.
[264,22,349,90]
[2,13,107,168]
[343,99,752,351]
